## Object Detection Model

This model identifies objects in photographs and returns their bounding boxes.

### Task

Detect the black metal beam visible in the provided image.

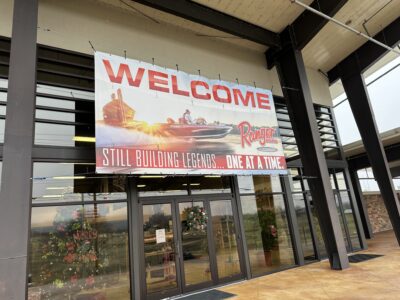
[272,27,349,270]
[292,0,348,50]
[0,0,38,299]
[131,0,281,47]
[328,17,400,84]
[340,65,400,245]
[348,143,400,170]
[266,0,348,69]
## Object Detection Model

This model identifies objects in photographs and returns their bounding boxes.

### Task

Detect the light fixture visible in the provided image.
[46,187,67,190]
[204,175,221,178]
[53,176,86,180]
[42,195,63,198]
[137,184,146,188]
[139,175,166,178]
[73,136,96,142]
[183,183,200,186]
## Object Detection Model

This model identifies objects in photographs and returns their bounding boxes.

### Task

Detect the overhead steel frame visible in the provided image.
[328,17,400,245]
[267,27,349,270]
[0,0,38,299]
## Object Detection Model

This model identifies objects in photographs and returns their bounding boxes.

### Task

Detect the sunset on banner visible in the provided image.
[95,52,287,175]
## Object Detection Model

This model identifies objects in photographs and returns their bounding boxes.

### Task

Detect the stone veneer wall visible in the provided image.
[363,193,400,233]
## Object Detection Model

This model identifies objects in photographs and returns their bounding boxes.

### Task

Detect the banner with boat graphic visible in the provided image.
[95,52,287,175]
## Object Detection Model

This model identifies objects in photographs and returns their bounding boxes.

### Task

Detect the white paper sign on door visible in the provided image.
[156,229,166,244]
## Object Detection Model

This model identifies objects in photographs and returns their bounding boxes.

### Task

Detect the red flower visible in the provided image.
[70,274,78,284]
[85,275,95,287]
[89,253,97,262]
[64,253,76,263]
[66,242,75,252]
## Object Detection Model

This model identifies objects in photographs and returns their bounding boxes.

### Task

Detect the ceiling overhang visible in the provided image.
[328,17,400,84]
[130,0,281,48]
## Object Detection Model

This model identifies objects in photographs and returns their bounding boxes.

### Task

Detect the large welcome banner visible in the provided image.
[95,52,287,175]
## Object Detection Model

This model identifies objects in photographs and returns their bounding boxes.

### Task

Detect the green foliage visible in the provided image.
[257,209,278,251]
[38,206,104,298]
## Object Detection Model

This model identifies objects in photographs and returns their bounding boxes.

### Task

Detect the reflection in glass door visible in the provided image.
[178,201,212,288]
[142,203,179,297]
[141,198,244,299]
[209,200,241,280]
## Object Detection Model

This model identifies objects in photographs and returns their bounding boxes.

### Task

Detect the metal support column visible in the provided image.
[0,0,38,299]
[348,168,374,239]
[128,177,143,300]
[269,27,349,270]
[340,65,400,245]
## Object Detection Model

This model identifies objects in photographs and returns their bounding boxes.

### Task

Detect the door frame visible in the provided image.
[137,193,246,299]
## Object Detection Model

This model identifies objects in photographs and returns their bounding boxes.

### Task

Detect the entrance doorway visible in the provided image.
[139,196,245,299]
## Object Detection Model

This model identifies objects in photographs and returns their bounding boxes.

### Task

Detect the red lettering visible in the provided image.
[191,81,211,100]
[171,75,190,97]
[238,121,276,148]
[148,70,169,93]
[256,93,271,110]
[102,59,144,87]
[212,85,231,103]
[233,89,255,107]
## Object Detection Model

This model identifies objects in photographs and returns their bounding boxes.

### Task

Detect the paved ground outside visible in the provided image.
[217,230,400,299]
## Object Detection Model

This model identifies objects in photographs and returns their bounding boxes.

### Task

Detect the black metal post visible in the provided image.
[128,177,143,300]
[0,0,38,298]
[269,27,349,270]
[348,168,374,239]
[340,64,400,245]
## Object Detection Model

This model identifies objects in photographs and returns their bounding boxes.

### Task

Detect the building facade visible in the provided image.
[1,0,399,299]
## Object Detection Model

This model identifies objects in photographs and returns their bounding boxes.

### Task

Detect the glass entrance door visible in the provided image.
[141,197,244,299]
[142,202,180,299]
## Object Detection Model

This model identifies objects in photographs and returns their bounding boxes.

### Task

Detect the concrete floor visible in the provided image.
[218,230,400,299]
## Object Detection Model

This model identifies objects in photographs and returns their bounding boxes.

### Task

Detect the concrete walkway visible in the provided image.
[218,231,400,299]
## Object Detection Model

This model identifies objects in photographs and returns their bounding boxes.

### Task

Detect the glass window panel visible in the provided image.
[336,172,347,190]
[288,169,302,192]
[357,168,368,179]
[320,127,334,134]
[0,104,5,115]
[322,140,338,147]
[0,78,7,89]
[37,84,94,101]
[32,163,126,203]
[178,201,211,286]
[36,96,75,109]
[143,204,177,294]
[36,109,75,122]
[330,173,336,190]
[210,200,241,279]
[276,113,290,121]
[292,193,316,261]
[237,175,282,194]
[340,191,361,250]
[189,175,231,194]
[35,122,76,146]
[366,167,374,178]
[0,119,4,143]
[29,203,130,299]
[0,92,7,102]
[279,128,294,136]
[241,194,295,276]
[278,120,292,129]
[359,178,380,192]
[281,136,296,144]
[308,196,327,258]
[137,176,188,197]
